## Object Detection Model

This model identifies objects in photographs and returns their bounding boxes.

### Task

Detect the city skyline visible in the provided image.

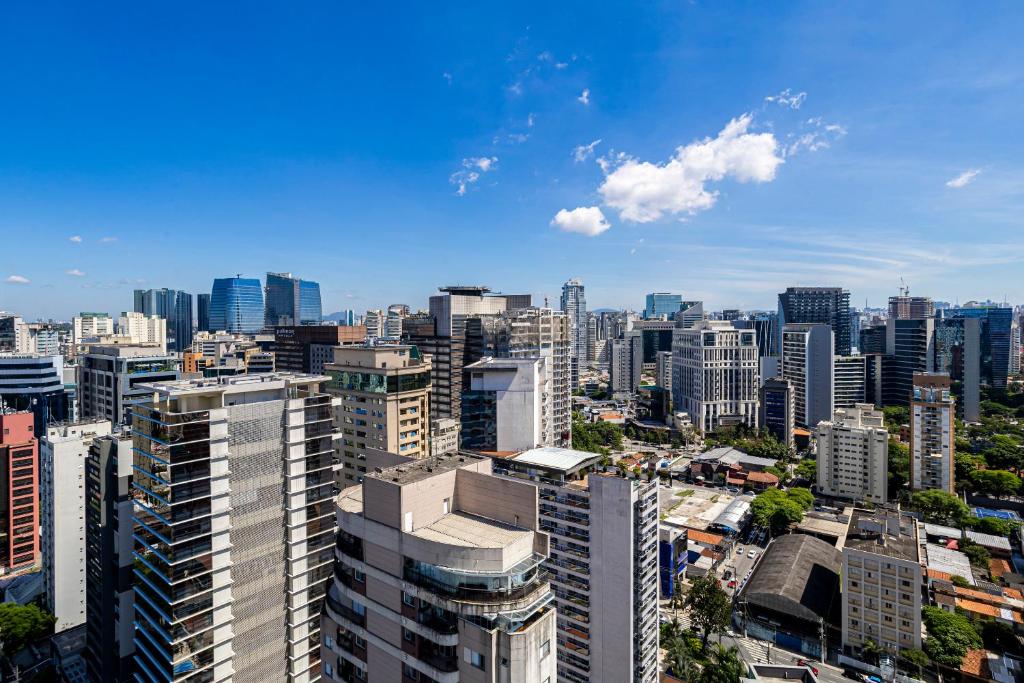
[2,3,1023,319]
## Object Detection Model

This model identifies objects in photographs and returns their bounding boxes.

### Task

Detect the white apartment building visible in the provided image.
[78,344,179,424]
[672,320,759,433]
[131,373,339,682]
[782,323,835,427]
[325,453,558,683]
[816,404,889,504]
[834,355,867,407]
[842,509,923,658]
[493,447,660,683]
[655,350,672,391]
[73,312,114,347]
[118,311,168,352]
[910,372,955,493]
[560,279,587,385]
[40,418,113,632]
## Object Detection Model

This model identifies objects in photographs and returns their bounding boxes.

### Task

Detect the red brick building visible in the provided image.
[0,412,39,572]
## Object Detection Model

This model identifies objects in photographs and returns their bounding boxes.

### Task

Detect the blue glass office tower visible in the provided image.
[196,293,211,332]
[173,292,193,352]
[644,292,683,319]
[209,277,264,333]
[133,288,194,351]
[264,272,322,327]
[941,306,1013,388]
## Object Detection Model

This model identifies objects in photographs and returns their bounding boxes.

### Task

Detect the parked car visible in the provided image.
[736,547,744,555]
[727,580,737,589]
[797,659,819,676]
[747,549,757,559]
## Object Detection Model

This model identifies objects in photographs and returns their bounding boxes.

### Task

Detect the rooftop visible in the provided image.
[844,508,919,561]
[140,372,327,395]
[409,510,532,550]
[738,534,843,623]
[508,446,602,474]
[926,543,975,584]
[693,446,778,468]
[367,451,485,486]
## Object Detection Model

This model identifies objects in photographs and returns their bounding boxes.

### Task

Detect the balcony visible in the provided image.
[326,593,366,628]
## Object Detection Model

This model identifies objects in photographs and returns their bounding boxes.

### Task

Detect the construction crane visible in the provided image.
[898,276,910,298]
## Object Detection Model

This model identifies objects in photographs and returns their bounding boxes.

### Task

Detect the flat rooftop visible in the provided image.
[508,446,602,473]
[367,451,485,486]
[844,508,919,561]
[409,511,532,549]
[139,372,327,395]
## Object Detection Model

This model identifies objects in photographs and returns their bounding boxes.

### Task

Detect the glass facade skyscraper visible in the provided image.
[941,306,1013,388]
[777,286,852,356]
[264,272,322,327]
[133,288,194,351]
[196,293,211,333]
[644,292,683,319]
[209,277,264,333]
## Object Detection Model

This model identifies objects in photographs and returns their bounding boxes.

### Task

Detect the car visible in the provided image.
[736,547,744,555]
[747,549,757,559]
[867,677,883,683]
[797,659,819,676]
[727,580,737,588]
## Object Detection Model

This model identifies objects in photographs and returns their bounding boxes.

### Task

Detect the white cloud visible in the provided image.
[555,62,568,70]
[946,168,981,188]
[764,88,807,109]
[99,236,118,243]
[577,88,590,105]
[450,157,499,196]
[506,133,529,144]
[785,117,847,157]
[527,113,536,128]
[69,235,82,243]
[551,206,611,237]
[442,71,453,85]
[572,139,602,163]
[66,268,86,277]
[5,275,30,284]
[508,81,523,96]
[599,113,784,223]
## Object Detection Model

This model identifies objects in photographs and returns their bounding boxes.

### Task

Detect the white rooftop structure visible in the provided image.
[965,529,1012,552]
[510,445,602,472]
[923,522,962,539]
[926,543,976,585]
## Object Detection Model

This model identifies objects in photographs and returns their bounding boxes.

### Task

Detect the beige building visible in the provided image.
[841,508,923,659]
[325,344,431,486]
[324,453,557,683]
[117,311,167,352]
[910,372,955,493]
[815,404,889,504]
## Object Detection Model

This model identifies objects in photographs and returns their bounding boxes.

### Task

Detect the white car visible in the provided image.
[747,549,757,559]
[736,547,744,555]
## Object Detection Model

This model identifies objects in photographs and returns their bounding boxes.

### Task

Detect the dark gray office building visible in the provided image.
[777,286,851,356]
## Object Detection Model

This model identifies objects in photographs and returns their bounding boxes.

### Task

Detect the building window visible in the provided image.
[403,627,415,643]
[465,648,486,670]
[402,591,415,607]
[540,639,551,658]
[403,664,418,680]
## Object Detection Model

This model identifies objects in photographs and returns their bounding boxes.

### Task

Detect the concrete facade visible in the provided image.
[909,373,955,493]
[815,404,888,504]
[782,323,834,428]
[462,357,546,452]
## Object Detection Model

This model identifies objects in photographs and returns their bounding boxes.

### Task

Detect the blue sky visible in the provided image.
[1,2,1022,320]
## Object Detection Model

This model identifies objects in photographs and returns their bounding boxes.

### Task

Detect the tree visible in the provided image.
[883,406,910,431]
[910,489,970,526]
[666,636,694,681]
[898,648,931,678]
[973,516,1018,537]
[694,645,746,683]
[888,440,910,495]
[968,469,1021,497]
[922,606,982,667]
[951,575,972,588]
[961,541,991,569]
[0,603,55,657]
[684,574,732,651]
[794,458,817,480]
[750,488,813,535]
[861,639,884,666]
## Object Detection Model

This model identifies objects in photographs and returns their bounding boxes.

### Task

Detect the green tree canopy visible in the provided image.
[922,606,982,667]
[750,488,813,535]
[882,406,910,431]
[693,645,746,683]
[909,489,970,526]
[888,440,910,495]
[684,574,732,650]
[0,603,55,657]
[961,541,991,569]
[571,413,623,454]
[794,458,817,480]
[972,516,1018,537]
[968,469,1021,497]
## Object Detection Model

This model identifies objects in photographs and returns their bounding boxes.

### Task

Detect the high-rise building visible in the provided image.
[462,357,548,451]
[0,411,39,573]
[324,453,558,683]
[841,509,922,658]
[674,301,705,330]
[384,304,408,338]
[479,307,572,447]
[777,286,851,355]
[909,372,955,493]
[561,278,587,385]
[40,419,112,632]
[672,320,759,432]
[271,324,366,374]
[816,405,888,504]
[363,309,384,338]
[196,292,211,333]
[0,313,25,353]
[655,350,672,392]
[118,311,167,351]
[209,276,264,333]
[859,324,886,355]
[609,331,643,393]
[633,319,675,367]
[131,372,338,682]
[882,318,934,407]
[781,323,834,427]
[73,312,115,347]
[84,431,135,683]
[644,292,684,319]
[490,448,660,683]
[325,345,431,486]
[133,288,193,351]
[19,323,60,355]
[0,353,71,435]
[942,305,1014,388]
[933,317,981,422]
[79,345,179,425]
[888,296,934,320]
[265,272,323,327]
[834,355,867,408]
[758,377,794,448]
[173,291,194,352]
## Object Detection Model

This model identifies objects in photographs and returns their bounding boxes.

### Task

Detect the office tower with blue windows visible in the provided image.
[265,272,323,328]
[134,288,194,352]
[777,286,851,356]
[941,305,1014,389]
[644,292,684,319]
[131,372,338,682]
[560,278,587,386]
[209,277,264,333]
